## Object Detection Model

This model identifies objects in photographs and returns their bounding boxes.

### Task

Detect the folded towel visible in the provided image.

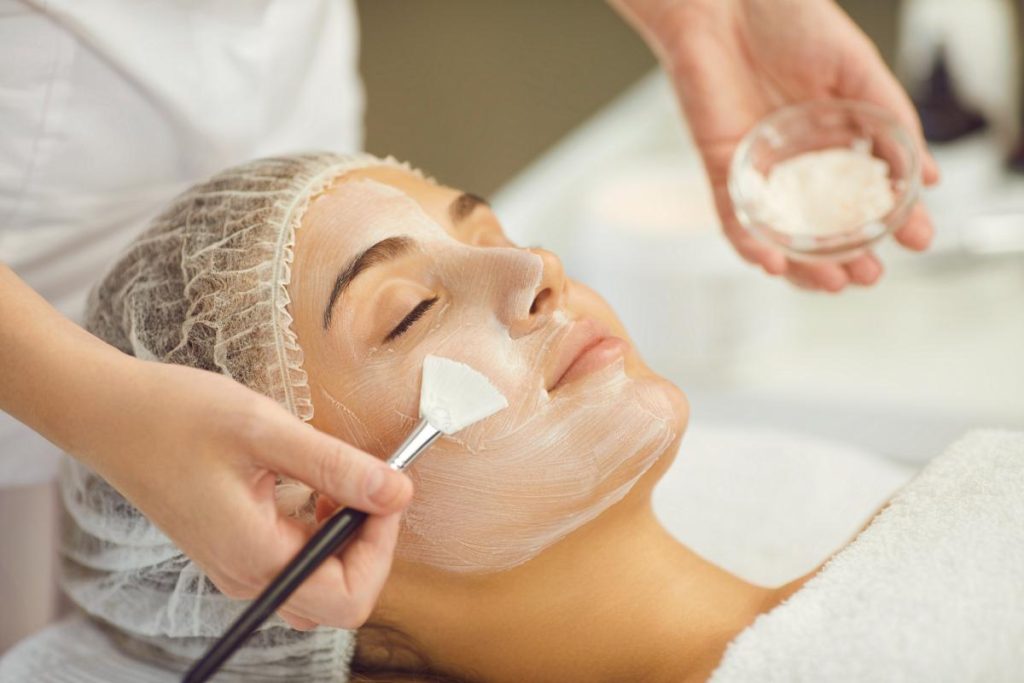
[710,429,1024,683]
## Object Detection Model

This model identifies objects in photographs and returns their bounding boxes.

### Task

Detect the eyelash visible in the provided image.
[385,296,439,342]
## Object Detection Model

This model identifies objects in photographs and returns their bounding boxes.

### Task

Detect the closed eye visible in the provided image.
[385,297,439,342]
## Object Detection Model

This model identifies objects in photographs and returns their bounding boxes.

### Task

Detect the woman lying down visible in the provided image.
[13,154,1024,682]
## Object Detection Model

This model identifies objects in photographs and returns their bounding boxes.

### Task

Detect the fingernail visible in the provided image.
[366,468,402,507]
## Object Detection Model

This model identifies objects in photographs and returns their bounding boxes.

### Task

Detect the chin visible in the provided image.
[646,375,689,457]
[631,378,688,500]
[615,356,689,486]
[624,349,690,435]
[658,377,690,433]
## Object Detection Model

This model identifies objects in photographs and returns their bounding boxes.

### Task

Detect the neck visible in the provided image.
[375,492,793,682]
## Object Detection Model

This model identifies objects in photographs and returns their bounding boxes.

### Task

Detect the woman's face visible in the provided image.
[290,166,687,572]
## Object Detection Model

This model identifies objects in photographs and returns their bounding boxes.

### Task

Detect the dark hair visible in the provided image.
[349,623,473,683]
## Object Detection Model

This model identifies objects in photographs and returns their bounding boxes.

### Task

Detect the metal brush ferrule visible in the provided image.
[386,420,443,472]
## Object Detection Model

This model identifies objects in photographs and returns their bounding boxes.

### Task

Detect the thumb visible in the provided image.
[251,411,413,515]
[840,39,940,185]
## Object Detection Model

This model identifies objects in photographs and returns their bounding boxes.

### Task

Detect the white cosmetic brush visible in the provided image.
[185,355,508,683]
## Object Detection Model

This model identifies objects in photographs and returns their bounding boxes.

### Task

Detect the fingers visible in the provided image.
[785,260,849,292]
[278,609,317,631]
[862,62,938,184]
[923,150,941,186]
[315,493,339,523]
[719,188,887,292]
[718,198,857,292]
[844,251,884,286]
[274,510,403,629]
[218,404,412,630]
[213,488,403,630]
[251,409,413,516]
[842,41,940,186]
[711,178,789,274]
[722,217,788,275]
[331,509,403,623]
[711,153,902,292]
[894,203,934,252]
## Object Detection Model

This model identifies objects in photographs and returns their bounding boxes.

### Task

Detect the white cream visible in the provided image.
[745,142,895,236]
[297,179,678,573]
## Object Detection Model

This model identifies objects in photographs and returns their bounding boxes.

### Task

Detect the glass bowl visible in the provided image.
[728,100,921,262]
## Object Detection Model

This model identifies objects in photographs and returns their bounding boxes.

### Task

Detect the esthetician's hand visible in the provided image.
[612,0,941,292]
[0,265,412,631]
[93,361,413,631]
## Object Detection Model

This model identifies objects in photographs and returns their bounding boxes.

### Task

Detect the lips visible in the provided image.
[547,318,629,392]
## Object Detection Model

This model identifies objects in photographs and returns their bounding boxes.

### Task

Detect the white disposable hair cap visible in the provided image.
[60,152,421,681]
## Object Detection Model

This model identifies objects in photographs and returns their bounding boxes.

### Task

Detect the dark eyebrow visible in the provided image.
[449,192,489,224]
[323,236,414,330]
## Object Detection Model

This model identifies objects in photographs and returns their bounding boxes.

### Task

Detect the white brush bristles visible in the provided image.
[419,355,508,434]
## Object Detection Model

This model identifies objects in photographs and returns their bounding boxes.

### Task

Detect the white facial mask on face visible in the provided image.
[307,179,677,572]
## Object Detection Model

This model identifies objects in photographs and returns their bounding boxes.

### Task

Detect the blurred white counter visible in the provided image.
[493,71,1024,464]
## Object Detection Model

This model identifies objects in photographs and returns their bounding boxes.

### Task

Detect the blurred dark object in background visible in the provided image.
[896,0,1023,170]
[1007,0,1024,172]
[912,51,988,143]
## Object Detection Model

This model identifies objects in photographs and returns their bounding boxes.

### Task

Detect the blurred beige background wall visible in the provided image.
[357,0,900,196]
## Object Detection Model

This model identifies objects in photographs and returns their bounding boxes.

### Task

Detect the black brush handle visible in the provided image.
[182,507,369,683]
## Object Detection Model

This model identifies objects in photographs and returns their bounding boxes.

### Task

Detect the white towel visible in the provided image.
[710,429,1024,683]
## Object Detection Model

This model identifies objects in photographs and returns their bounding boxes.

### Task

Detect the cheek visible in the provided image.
[310,312,544,457]
[311,356,420,456]
[415,318,553,441]
[313,381,395,456]
[399,360,680,574]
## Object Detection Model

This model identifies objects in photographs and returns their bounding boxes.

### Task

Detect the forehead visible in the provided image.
[298,166,467,259]
[341,166,459,228]
[296,172,440,266]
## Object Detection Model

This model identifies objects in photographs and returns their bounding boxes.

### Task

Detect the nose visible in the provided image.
[509,248,567,338]
[528,249,566,316]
